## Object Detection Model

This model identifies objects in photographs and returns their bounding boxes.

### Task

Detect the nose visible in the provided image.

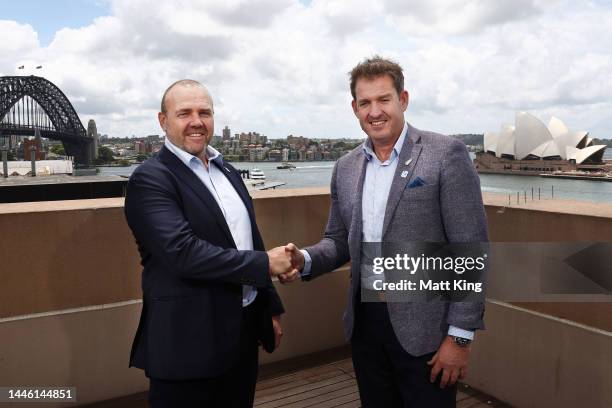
[368,102,383,119]
[188,112,204,128]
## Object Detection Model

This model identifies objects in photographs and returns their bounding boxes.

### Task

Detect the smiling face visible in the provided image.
[351,74,409,148]
[158,84,214,161]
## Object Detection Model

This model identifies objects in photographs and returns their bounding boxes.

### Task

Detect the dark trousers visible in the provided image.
[351,301,456,408]
[148,303,260,408]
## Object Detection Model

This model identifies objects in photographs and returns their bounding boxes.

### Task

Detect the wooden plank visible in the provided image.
[256,365,344,394]
[256,372,348,400]
[334,398,362,408]
[255,378,355,408]
[300,390,361,408]
[331,358,354,374]
[281,384,359,408]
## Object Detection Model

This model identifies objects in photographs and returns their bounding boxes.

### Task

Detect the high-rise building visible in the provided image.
[222,126,231,140]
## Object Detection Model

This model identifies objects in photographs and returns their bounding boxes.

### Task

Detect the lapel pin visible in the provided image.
[400,170,409,178]
[224,166,231,173]
[405,158,412,166]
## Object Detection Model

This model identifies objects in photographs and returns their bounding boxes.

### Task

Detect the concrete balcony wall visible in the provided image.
[1,190,611,407]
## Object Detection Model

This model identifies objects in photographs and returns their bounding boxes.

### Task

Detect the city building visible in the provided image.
[23,137,45,160]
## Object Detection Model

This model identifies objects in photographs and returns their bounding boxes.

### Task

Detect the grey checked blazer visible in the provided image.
[304,123,489,356]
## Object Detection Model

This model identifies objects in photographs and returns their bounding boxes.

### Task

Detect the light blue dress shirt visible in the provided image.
[164,138,257,307]
[302,123,474,340]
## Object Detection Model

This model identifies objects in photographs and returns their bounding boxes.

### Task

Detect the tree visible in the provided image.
[50,144,65,155]
[136,153,149,162]
[96,146,115,164]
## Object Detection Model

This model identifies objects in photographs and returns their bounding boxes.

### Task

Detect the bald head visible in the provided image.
[160,79,213,114]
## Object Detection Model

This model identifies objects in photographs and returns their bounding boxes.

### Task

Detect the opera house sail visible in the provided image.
[475,112,609,176]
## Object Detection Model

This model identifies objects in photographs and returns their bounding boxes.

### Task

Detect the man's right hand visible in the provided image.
[278,243,304,284]
[267,246,293,277]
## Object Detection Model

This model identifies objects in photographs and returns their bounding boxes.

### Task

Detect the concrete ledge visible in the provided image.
[0,269,350,406]
[469,299,612,408]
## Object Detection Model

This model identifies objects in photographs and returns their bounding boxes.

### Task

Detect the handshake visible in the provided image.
[266,243,304,284]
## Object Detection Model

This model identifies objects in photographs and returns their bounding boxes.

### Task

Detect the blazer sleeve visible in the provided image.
[303,161,351,280]
[124,167,271,289]
[439,139,489,330]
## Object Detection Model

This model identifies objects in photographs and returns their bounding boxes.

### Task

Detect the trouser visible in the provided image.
[351,301,457,408]
[148,302,260,408]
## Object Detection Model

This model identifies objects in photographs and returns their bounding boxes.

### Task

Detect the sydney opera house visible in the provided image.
[474,112,609,174]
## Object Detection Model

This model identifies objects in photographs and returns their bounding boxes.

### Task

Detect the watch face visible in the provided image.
[454,337,471,347]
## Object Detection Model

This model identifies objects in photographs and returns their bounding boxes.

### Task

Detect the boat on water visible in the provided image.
[250,168,265,180]
[540,170,612,182]
[277,162,296,170]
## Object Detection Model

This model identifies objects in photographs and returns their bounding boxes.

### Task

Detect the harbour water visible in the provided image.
[98,151,612,204]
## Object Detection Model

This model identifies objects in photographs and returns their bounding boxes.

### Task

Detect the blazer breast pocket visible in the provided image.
[403,184,439,201]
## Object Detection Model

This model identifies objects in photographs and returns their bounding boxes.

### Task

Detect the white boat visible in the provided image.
[250,168,265,180]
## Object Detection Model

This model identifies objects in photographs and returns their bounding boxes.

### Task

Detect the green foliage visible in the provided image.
[136,153,150,162]
[96,146,115,164]
[50,144,65,155]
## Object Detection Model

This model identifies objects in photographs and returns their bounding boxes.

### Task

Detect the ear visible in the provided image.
[351,99,359,117]
[158,112,167,132]
[400,90,409,112]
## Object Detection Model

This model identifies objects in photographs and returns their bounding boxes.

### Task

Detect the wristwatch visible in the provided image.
[451,335,472,348]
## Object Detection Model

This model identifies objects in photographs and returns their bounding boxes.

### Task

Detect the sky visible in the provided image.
[1,0,611,140]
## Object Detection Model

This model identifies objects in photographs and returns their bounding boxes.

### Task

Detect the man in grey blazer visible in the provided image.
[282,56,488,407]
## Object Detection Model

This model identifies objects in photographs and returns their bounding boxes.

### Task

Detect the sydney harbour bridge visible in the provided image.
[0,75,94,166]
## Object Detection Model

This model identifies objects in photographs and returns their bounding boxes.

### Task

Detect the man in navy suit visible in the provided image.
[124,79,295,407]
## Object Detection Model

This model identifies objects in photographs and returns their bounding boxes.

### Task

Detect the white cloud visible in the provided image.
[383,0,541,35]
[1,0,612,140]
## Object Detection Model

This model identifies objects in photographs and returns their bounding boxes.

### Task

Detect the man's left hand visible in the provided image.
[427,336,470,388]
[272,315,283,349]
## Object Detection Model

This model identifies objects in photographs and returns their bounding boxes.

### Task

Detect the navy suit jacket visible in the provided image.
[124,146,284,380]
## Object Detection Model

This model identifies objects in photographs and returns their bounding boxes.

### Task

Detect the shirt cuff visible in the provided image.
[448,325,474,340]
[300,249,312,277]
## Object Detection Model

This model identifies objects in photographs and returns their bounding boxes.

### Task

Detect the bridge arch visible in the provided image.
[0,76,92,166]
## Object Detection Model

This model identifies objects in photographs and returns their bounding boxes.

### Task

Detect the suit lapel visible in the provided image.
[158,146,236,247]
[350,152,368,247]
[381,124,423,238]
[349,152,368,289]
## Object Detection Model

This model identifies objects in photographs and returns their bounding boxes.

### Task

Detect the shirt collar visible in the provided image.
[362,121,408,164]
[164,136,223,168]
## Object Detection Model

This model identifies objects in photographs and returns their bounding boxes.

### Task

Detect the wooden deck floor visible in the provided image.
[83,349,509,407]
[255,357,509,408]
